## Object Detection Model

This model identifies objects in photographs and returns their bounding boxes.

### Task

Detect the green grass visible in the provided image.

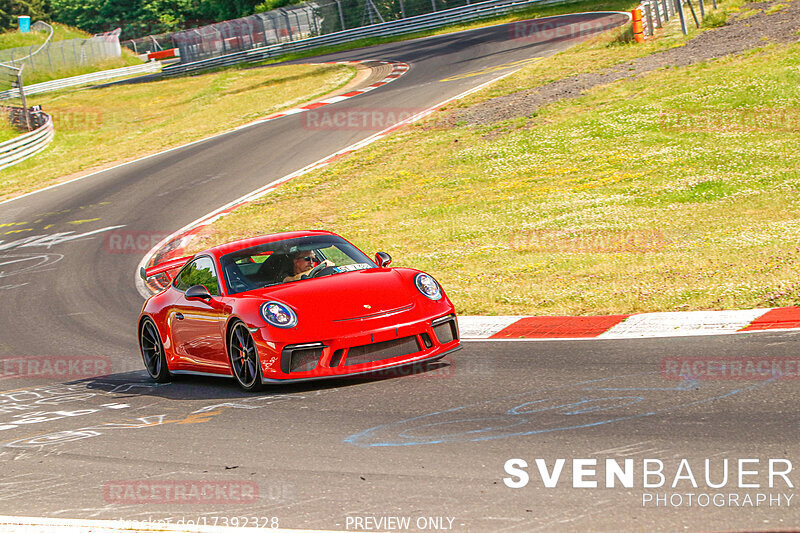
[189,5,800,316]
[0,63,356,199]
[765,3,788,14]
[0,120,18,143]
[20,55,145,86]
[0,23,89,50]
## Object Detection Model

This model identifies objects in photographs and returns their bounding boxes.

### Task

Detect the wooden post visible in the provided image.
[644,3,655,35]
[653,0,663,28]
[16,65,31,131]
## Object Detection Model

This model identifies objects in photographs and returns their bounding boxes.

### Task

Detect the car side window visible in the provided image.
[174,256,220,295]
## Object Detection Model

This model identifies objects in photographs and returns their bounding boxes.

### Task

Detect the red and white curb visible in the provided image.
[233,61,409,130]
[459,307,800,340]
[0,516,344,533]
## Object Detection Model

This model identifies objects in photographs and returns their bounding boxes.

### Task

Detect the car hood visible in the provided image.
[245,268,416,321]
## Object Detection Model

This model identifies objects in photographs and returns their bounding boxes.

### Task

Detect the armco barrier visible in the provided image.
[0,61,162,101]
[0,110,54,171]
[164,0,622,75]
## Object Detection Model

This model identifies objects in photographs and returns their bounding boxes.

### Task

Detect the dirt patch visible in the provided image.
[453,0,800,126]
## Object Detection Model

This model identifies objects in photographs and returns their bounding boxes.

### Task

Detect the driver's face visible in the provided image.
[293,252,317,274]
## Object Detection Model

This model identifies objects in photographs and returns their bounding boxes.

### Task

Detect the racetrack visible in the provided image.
[2,12,799,532]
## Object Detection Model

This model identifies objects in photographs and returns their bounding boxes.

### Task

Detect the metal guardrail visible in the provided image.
[163,0,581,75]
[0,111,54,171]
[0,61,162,101]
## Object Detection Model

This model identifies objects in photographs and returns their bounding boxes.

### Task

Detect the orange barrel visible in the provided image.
[632,8,645,43]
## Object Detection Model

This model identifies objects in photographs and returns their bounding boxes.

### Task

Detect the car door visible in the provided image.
[170,255,230,374]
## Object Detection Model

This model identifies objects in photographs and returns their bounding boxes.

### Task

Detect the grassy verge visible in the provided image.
[189,7,800,316]
[0,63,355,200]
[0,24,88,49]
[20,55,145,86]
[0,120,18,143]
[1,23,143,85]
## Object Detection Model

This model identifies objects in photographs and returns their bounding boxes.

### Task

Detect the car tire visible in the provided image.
[139,317,171,383]
[228,321,264,392]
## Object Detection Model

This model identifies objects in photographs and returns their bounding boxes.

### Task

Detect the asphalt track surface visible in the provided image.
[1,12,799,532]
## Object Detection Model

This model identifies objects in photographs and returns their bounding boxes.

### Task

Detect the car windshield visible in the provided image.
[220,235,376,294]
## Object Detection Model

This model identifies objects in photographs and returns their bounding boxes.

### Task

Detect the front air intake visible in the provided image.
[432,316,458,345]
[281,343,324,373]
[344,336,420,366]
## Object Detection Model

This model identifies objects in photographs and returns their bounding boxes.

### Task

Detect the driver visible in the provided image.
[283,250,334,282]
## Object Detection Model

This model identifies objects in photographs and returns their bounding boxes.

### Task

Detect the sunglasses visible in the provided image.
[296,255,317,262]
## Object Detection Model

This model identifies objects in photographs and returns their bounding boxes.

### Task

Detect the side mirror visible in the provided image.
[185,284,212,301]
[375,252,392,268]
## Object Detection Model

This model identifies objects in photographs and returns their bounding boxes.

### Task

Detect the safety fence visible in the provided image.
[0,106,54,171]
[635,0,718,37]
[124,0,577,66]
[0,27,122,75]
[161,0,593,75]
[0,61,162,101]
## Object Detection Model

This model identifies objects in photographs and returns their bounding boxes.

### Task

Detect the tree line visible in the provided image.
[1,0,298,39]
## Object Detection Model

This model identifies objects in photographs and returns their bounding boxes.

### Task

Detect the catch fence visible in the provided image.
[127,0,490,64]
[0,25,122,75]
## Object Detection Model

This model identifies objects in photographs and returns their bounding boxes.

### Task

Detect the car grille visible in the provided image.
[433,316,458,345]
[281,345,324,373]
[345,336,420,367]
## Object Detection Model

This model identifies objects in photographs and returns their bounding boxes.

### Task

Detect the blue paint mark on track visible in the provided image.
[345,373,780,447]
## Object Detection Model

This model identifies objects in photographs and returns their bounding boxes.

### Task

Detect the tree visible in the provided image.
[0,0,49,32]
[47,0,267,38]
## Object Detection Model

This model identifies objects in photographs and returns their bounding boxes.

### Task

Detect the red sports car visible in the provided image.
[138,231,461,390]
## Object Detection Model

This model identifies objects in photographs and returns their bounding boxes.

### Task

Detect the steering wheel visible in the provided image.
[302,262,329,279]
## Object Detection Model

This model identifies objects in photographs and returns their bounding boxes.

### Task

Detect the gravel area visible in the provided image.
[454,0,800,125]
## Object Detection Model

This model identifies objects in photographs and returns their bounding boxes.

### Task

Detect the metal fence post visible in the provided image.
[698,0,705,19]
[676,0,688,34]
[284,12,294,40]
[336,0,346,29]
[686,0,700,27]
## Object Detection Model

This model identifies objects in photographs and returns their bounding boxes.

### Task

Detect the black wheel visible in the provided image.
[139,317,171,383]
[228,321,264,392]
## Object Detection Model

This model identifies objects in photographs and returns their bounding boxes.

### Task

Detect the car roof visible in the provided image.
[202,230,338,258]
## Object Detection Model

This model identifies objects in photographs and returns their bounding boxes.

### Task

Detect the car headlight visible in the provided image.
[260,301,298,328]
[415,273,442,301]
